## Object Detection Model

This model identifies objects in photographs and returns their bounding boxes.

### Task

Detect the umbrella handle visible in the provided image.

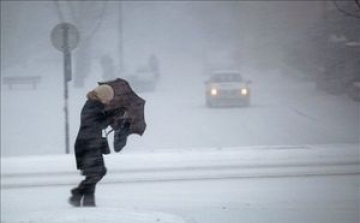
[104,128,114,137]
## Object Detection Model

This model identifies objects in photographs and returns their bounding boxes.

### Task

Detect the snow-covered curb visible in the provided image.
[2,144,359,188]
[2,144,359,173]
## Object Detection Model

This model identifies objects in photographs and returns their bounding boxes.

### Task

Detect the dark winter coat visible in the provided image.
[74,99,112,174]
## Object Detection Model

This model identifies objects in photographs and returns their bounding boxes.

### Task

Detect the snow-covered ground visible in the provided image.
[3,174,359,223]
[2,144,359,223]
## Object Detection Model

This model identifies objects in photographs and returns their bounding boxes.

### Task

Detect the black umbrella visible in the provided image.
[98,78,146,151]
[99,78,146,135]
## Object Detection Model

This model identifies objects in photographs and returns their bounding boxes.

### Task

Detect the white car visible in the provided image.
[205,70,251,107]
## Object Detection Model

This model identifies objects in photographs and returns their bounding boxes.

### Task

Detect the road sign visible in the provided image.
[51,23,79,52]
[50,23,80,155]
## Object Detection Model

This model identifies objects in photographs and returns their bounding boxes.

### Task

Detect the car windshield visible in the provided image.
[210,73,243,82]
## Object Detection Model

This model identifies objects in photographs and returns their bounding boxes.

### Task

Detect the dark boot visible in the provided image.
[83,192,96,207]
[68,188,83,207]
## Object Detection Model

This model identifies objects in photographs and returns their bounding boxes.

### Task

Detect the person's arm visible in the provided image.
[99,107,126,129]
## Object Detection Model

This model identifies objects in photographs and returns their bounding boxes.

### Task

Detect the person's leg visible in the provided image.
[69,186,84,207]
[81,167,107,207]
[75,151,107,207]
[81,176,99,207]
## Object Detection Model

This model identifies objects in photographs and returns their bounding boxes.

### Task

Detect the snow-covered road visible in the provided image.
[2,168,359,223]
[2,144,359,223]
[2,64,359,156]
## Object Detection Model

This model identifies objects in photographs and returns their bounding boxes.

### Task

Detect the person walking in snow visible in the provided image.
[69,84,115,207]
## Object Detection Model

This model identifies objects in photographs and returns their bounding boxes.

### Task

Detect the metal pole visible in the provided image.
[64,52,71,154]
[63,25,71,154]
[118,1,124,72]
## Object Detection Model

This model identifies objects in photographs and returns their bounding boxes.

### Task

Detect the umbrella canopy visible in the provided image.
[99,78,146,136]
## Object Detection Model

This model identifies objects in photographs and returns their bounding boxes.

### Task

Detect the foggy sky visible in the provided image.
[1,1,327,74]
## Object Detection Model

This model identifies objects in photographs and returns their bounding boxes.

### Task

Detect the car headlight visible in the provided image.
[241,88,248,95]
[210,88,218,96]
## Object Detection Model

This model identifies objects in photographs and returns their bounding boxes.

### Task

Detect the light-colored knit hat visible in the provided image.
[94,84,114,103]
